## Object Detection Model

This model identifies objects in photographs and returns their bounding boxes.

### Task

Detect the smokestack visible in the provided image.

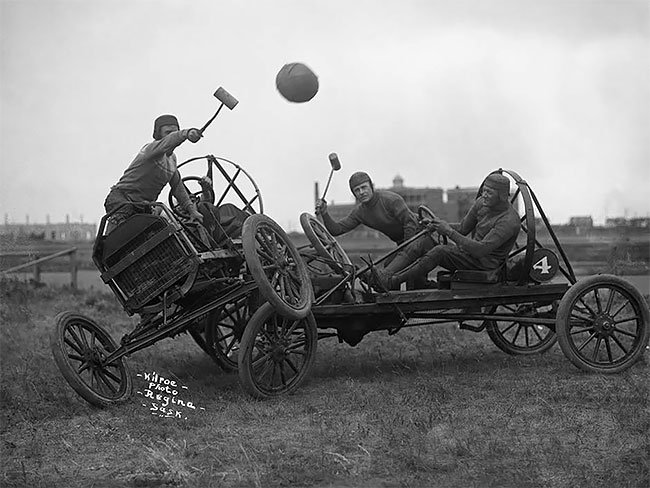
[4,214,8,226]
[314,181,320,206]
[66,214,70,224]
[26,214,29,225]
[46,214,50,225]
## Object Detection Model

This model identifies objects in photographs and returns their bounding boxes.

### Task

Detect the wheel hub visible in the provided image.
[82,347,105,366]
[271,344,287,362]
[593,314,614,336]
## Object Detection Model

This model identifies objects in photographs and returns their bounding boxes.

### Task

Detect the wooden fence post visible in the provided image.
[33,260,41,284]
[69,249,78,290]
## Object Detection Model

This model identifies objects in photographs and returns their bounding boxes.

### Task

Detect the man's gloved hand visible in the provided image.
[187,206,204,224]
[315,198,328,216]
[431,217,452,237]
[187,128,202,143]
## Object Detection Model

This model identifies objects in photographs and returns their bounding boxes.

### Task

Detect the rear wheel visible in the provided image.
[486,303,557,355]
[50,312,132,407]
[190,294,259,373]
[556,275,650,373]
[238,302,317,399]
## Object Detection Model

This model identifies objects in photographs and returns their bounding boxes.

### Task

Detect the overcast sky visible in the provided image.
[1,0,648,230]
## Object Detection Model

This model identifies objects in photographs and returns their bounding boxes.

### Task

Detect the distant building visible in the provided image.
[446,186,479,222]
[605,217,649,228]
[1,214,96,241]
[389,175,447,220]
[568,216,594,236]
[569,216,593,228]
[628,217,649,229]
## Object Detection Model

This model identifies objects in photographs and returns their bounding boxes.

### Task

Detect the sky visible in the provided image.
[1,0,649,231]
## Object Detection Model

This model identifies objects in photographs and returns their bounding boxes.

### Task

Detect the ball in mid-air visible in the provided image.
[276,63,319,103]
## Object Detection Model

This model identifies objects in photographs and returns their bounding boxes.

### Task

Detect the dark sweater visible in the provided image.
[322,190,418,244]
[448,197,520,268]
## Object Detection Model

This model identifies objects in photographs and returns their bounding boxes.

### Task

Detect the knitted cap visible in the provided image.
[153,114,179,140]
[349,171,372,192]
[484,173,510,196]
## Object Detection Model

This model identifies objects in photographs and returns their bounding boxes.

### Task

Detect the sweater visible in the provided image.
[322,190,419,244]
[448,197,520,268]
[111,129,190,203]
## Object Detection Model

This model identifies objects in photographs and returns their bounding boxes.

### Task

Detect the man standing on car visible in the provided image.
[103,114,204,231]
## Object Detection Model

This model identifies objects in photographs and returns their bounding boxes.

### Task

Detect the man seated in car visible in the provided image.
[373,173,520,289]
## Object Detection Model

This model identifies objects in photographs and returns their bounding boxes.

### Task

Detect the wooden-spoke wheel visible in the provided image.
[238,302,317,399]
[299,213,352,273]
[243,214,313,320]
[174,155,264,216]
[191,294,257,373]
[556,275,650,373]
[486,303,557,355]
[50,312,132,407]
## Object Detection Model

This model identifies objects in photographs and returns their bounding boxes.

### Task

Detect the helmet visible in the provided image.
[153,114,179,140]
[349,171,373,193]
[484,173,510,197]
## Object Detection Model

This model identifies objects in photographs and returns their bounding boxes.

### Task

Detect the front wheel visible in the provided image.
[242,214,313,320]
[238,302,317,399]
[556,275,650,373]
[50,312,133,407]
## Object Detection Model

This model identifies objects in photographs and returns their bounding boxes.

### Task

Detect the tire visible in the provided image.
[486,302,558,355]
[50,312,133,407]
[205,294,257,373]
[299,212,352,274]
[238,302,317,399]
[242,214,313,320]
[556,274,650,373]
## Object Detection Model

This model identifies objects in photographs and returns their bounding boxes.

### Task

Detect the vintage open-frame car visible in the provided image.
[50,155,650,405]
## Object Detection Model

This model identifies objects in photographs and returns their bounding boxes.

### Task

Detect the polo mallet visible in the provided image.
[199,87,239,135]
[320,153,341,201]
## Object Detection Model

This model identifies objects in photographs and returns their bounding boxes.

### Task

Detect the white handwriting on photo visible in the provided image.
[136,372,205,419]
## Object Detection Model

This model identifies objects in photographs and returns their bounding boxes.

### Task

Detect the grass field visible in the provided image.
[1,281,648,488]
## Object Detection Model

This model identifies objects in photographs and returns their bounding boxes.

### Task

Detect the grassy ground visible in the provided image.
[1,281,648,488]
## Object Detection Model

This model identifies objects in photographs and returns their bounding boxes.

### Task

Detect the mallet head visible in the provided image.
[214,87,239,110]
[328,153,341,171]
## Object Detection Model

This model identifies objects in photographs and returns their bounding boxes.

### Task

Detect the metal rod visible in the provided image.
[356,229,429,275]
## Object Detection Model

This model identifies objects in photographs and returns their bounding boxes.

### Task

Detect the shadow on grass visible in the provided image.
[308,325,566,385]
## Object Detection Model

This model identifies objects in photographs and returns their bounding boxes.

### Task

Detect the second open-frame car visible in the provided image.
[50,138,649,406]
[238,168,649,398]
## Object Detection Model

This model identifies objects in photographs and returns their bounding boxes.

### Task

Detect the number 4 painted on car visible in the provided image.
[529,248,559,282]
[533,256,552,274]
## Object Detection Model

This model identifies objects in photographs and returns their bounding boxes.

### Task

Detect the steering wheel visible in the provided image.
[417,205,448,245]
[299,213,353,274]
[169,155,264,220]
[168,176,216,218]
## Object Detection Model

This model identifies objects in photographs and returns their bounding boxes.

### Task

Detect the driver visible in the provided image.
[103,114,203,231]
[374,173,520,289]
